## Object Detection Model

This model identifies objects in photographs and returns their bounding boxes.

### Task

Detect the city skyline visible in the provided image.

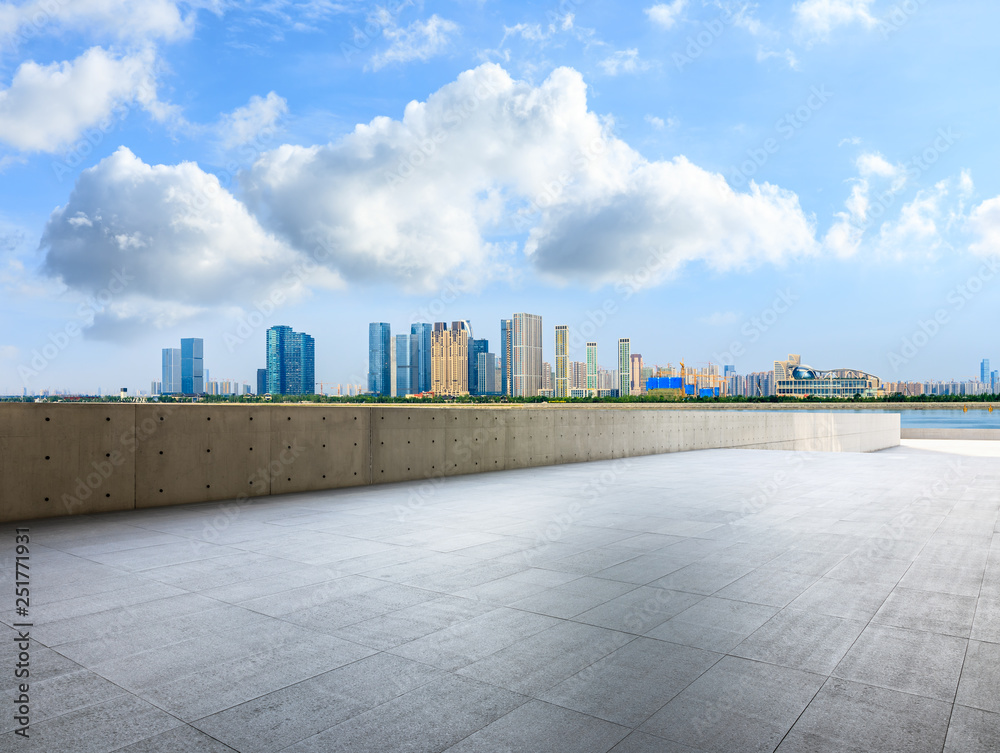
[1,2,999,395]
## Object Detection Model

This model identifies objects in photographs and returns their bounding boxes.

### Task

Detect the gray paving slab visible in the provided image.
[442,699,630,752]
[639,655,826,753]
[573,585,704,634]
[775,678,952,753]
[944,705,1000,753]
[110,724,239,752]
[540,637,721,727]
[872,586,978,637]
[645,596,778,653]
[833,623,968,701]
[956,639,1000,713]
[731,608,867,674]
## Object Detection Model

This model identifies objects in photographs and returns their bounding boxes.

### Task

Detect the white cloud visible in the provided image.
[645,115,666,129]
[217,91,287,149]
[838,136,862,147]
[857,152,899,179]
[41,147,318,332]
[599,49,651,75]
[968,195,1000,258]
[242,64,818,292]
[645,1,688,29]
[756,47,800,69]
[793,0,877,40]
[369,14,458,71]
[0,0,196,44]
[0,47,166,153]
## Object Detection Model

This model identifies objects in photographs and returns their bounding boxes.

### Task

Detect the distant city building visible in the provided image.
[368,323,391,396]
[468,338,489,396]
[982,358,991,385]
[257,368,267,395]
[630,353,644,396]
[542,361,553,392]
[150,380,162,395]
[773,353,880,398]
[478,352,498,395]
[513,313,543,397]
[267,326,315,395]
[161,348,181,394]
[410,323,432,394]
[180,338,204,394]
[431,321,470,396]
[571,361,587,391]
[618,339,631,397]
[586,343,598,391]
[555,325,569,398]
[394,334,411,396]
[500,319,513,397]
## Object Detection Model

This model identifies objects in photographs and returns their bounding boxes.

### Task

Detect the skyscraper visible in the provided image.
[161,348,181,394]
[478,352,498,395]
[180,338,204,394]
[982,359,990,384]
[586,342,598,391]
[410,323,431,393]
[431,321,469,396]
[555,325,569,398]
[395,334,411,396]
[368,323,391,396]
[500,319,513,396]
[468,338,489,396]
[618,338,631,397]
[513,312,543,397]
[256,368,267,395]
[630,353,644,396]
[267,326,315,395]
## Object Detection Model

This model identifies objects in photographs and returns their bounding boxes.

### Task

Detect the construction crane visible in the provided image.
[315,382,336,396]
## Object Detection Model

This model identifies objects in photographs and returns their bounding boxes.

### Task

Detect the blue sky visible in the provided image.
[1,0,998,395]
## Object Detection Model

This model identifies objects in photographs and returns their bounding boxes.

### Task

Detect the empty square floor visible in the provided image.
[3,440,999,752]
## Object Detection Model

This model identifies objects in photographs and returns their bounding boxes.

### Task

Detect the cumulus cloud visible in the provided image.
[0,0,197,44]
[968,194,1000,258]
[217,91,287,149]
[645,1,688,29]
[242,64,818,291]
[0,46,166,153]
[793,0,877,40]
[40,147,318,331]
[369,14,458,71]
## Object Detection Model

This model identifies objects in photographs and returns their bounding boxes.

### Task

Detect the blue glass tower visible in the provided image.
[266,326,315,395]
[257,368,267,395]
[468,338,488,396]
[395,334,411,395]
[368,323,391,396]
[410,322,431,393]
[180,338,204,394]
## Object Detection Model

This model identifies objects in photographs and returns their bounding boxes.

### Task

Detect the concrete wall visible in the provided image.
[901,428,1000,440]
[0,404,899,523]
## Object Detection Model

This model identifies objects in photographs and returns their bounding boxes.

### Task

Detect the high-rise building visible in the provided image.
[513,312,543,397]
[478,352,498,395]
[257,368,267,395]
[267,326,315,395]
[630,353,644,396]
[468,338,489,396]
[394,334,411,396]
[586,342,598,391]
[410,323,431,393]
[618,338,631,397]
[542,361,553,392]
[555,325,569,398]
[500,319,513,396]
[773,354,802,382]
[981,359,991,384]
[368,323,391,396]
[431,321,470,396]
[161,348,181,394]
[180,338,204,394]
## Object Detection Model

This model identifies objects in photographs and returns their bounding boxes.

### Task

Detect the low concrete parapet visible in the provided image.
[0,405,899,522]
[901,428,1000,440]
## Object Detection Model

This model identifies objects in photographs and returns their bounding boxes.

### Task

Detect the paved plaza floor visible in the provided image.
[2,440,999,752]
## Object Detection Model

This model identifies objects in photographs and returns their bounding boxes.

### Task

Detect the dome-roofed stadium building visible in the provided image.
[773,354,882,398]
